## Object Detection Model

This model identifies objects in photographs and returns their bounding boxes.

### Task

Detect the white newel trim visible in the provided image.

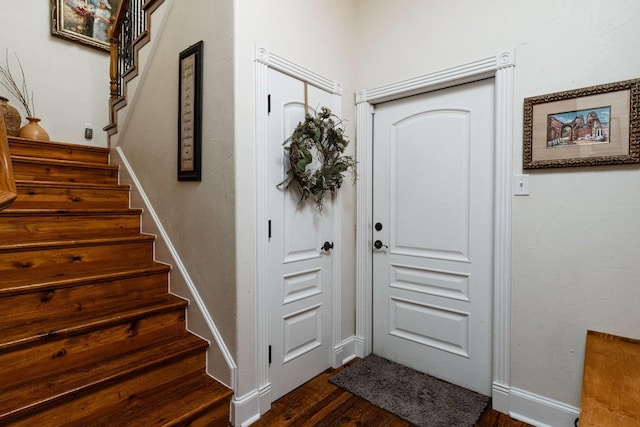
[356,51,515,414]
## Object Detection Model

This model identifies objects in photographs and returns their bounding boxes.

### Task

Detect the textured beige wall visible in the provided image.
[110,0,640,419]
[354,0,640,409]
[0,0,109,146]
[115,0,236,381]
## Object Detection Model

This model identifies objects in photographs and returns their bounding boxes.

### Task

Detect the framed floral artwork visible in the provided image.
[51,0,121,51]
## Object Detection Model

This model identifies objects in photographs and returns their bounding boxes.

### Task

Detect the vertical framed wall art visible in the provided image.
[178,41,203,181]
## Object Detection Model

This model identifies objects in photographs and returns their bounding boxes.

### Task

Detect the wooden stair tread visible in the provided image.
[10,155,118,170]
[11,181,131,209]
[0,293,187,351]
[0,207,142,215]
[3,107,229,422]
[11,157,119,185]
[15,180,129,191]
[0,233,155,252]
[68,373,232,426]
[8,137,109,164]
[0,209,143,243]
[0,262,169,294]
[0,329,207,422]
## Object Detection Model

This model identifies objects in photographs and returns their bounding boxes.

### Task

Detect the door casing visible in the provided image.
[355,51,515,413]
[254,46,344,414]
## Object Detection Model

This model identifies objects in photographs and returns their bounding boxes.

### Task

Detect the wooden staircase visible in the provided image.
[0,136,232,426]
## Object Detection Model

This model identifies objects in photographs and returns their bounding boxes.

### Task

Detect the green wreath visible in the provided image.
[278,107,356,212]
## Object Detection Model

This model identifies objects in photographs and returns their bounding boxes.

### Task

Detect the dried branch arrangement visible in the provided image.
[0,51,35,118]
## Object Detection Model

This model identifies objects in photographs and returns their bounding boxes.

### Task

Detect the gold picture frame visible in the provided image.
[51,0,121,51]
[523,78,640,169]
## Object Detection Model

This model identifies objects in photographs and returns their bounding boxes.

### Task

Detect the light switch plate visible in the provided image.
[84,123,93,140]
[514,174,530,196]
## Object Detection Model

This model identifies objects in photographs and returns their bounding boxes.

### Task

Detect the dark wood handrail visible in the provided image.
[110,0,128,40]
[0,114,17,211]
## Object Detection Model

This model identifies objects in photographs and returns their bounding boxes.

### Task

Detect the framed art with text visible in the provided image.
[178,41,203,181]
[523,78,639,169]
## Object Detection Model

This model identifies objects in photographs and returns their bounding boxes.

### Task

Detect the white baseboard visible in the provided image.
[334,336,359,366]
[492,381,510,414]
[354,335,367,358]
[509,387,579,427]
[231,389,261,427]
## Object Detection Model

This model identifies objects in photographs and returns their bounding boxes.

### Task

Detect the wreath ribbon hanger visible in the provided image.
[304,81,309,115]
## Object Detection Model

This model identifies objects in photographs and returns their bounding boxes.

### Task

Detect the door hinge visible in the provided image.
[268,220,272,239]
[268,345,272,364]
[267,94,271,114]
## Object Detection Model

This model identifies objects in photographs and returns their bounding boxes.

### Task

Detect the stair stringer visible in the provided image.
[108,0,172,145]
[111,146,236,390]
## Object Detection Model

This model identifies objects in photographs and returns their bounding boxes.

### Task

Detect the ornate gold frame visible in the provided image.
[523,78,639,169]
[51,0,120,51]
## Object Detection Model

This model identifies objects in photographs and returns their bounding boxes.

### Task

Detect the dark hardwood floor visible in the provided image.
[253,361,532,426]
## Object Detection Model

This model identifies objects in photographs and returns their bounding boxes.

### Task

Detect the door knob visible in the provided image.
[321,241,334,251]
[373,240,388,249]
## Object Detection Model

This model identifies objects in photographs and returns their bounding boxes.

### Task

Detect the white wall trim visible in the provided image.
[334,336,359,366]
[509,387,580,427]
[354,100,373,356]
[231,389,261,427]
[253,45,343,415]
[355,51,515,412]
[492,51,516,412]
[330,91,343,369]
[255,47,343,96]
[112,147,237,388]
[253,43,270,419]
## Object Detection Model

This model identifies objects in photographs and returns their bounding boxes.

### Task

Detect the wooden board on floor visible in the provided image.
[580,330,640,426]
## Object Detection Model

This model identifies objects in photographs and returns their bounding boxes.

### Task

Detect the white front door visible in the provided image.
[372,79,495,395]
[266,69,334,401]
